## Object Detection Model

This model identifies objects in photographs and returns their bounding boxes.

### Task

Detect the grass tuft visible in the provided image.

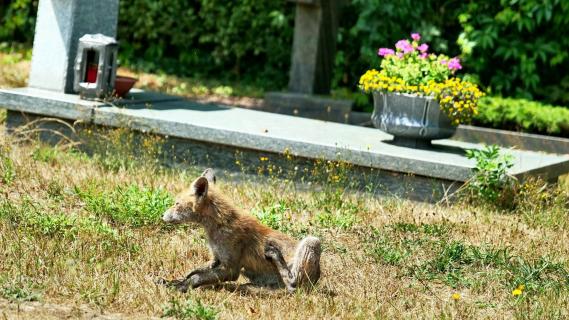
[162,298,219,320]
[75,183,173,227]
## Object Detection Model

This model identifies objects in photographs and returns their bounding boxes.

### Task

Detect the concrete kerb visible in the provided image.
[4,109,457,203]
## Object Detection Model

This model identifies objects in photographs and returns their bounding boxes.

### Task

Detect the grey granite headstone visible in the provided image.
[288,0,341,95]
[28,0,119,93]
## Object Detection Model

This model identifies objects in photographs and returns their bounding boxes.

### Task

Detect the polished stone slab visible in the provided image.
[1,87,568,183]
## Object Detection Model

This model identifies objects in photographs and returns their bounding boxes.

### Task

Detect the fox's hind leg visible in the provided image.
[290,236,321,288]
[265,236,321,293]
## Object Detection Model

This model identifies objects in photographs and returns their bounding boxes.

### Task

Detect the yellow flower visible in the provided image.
[259,156,268,162]
[517,284,525,291]
[451,293,461,301]
[512,289,523,296]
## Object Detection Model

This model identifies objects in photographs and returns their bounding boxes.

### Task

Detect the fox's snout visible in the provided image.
[162,208,175,223]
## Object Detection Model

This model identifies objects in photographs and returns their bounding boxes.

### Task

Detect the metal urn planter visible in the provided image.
[371,92,457,147]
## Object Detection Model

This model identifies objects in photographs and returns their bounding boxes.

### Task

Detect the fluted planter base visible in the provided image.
[372,92,456,146]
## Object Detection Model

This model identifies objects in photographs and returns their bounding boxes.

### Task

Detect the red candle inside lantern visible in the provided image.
[86,63,98,83]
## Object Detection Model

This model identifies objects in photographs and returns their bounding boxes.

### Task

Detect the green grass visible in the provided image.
[1,280,40,303]
[162,298,219,320]
[368,222,569,294]
[75,183,173,227]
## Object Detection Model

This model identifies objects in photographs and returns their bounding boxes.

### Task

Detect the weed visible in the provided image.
[515,178,569,230]
[390,222,451,237]
[254,201,292,232]
[1,281,40,302]
[369,236,409,265]
[312,189,360,229]
[80,127,164,173]
[465,145,516,206]
[32,145,61,164]
[508,257,569,293]
[47,180,65,200]
[162,298,219,320]
[1,149,15,185]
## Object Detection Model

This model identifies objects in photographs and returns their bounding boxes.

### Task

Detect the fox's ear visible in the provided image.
[201,168,216,184]
[193,176,209,199]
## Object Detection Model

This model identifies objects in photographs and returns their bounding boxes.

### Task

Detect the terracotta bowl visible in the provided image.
[114,76,137,97]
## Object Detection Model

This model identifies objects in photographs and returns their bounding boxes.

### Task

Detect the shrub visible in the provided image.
[117,0,293,89]
[473,96,569,137]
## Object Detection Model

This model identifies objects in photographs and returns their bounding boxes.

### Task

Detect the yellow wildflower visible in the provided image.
[451,293,461,301]
[512,289,522,296]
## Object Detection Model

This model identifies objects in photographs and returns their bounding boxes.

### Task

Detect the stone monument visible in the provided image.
[28,0,119,94]
[264,0,353,123]
[288,0,339,95]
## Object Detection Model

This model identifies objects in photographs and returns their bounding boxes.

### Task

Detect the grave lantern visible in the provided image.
[73,34,118,100]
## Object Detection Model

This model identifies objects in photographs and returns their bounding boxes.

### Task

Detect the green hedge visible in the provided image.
[2,1,569,107]
[116,0,293,89]
[474,97,569,137]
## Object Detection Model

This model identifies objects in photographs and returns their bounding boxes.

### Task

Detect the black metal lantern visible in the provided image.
[74,34,118,100]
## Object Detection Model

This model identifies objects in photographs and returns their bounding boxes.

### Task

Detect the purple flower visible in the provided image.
[411,33,421,41]
[419,52,428,59]
[377,48,395,57]
[418,44,429,53]
[395,40,414,54]
[447,57,462,70]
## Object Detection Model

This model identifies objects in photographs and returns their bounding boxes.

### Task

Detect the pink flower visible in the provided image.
[396,52,404,58]
[378,48,395,57]
[418,44,429,53]
[440,59,447,65]
[395,40,414,54]
[411,33,421,41]
[419,52,428,59]
[447,57,462,70]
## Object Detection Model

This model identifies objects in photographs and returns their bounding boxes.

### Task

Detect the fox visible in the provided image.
[160,168,321,293]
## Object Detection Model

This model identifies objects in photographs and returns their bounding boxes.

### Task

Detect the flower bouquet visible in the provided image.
[359,33,484,146]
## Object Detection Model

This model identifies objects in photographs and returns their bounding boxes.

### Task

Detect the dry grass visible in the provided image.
[0,52,30,89]
[0,121,568,320]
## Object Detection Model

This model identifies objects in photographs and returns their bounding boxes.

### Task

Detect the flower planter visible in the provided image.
[114,76,137,98]
[371,91,456,147]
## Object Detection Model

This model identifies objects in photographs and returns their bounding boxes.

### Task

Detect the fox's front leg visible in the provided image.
[159,258,221,292]
[184,258,221,279]
[186,264,240,289]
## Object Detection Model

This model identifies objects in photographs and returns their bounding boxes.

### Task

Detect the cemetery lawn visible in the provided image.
[1,118,568,319]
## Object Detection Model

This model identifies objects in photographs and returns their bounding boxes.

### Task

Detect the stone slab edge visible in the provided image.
[2,88,567,183]
[93,106,475,182]
[264,91,352,111]
[455,125,569,155]
[0,89,96,121]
